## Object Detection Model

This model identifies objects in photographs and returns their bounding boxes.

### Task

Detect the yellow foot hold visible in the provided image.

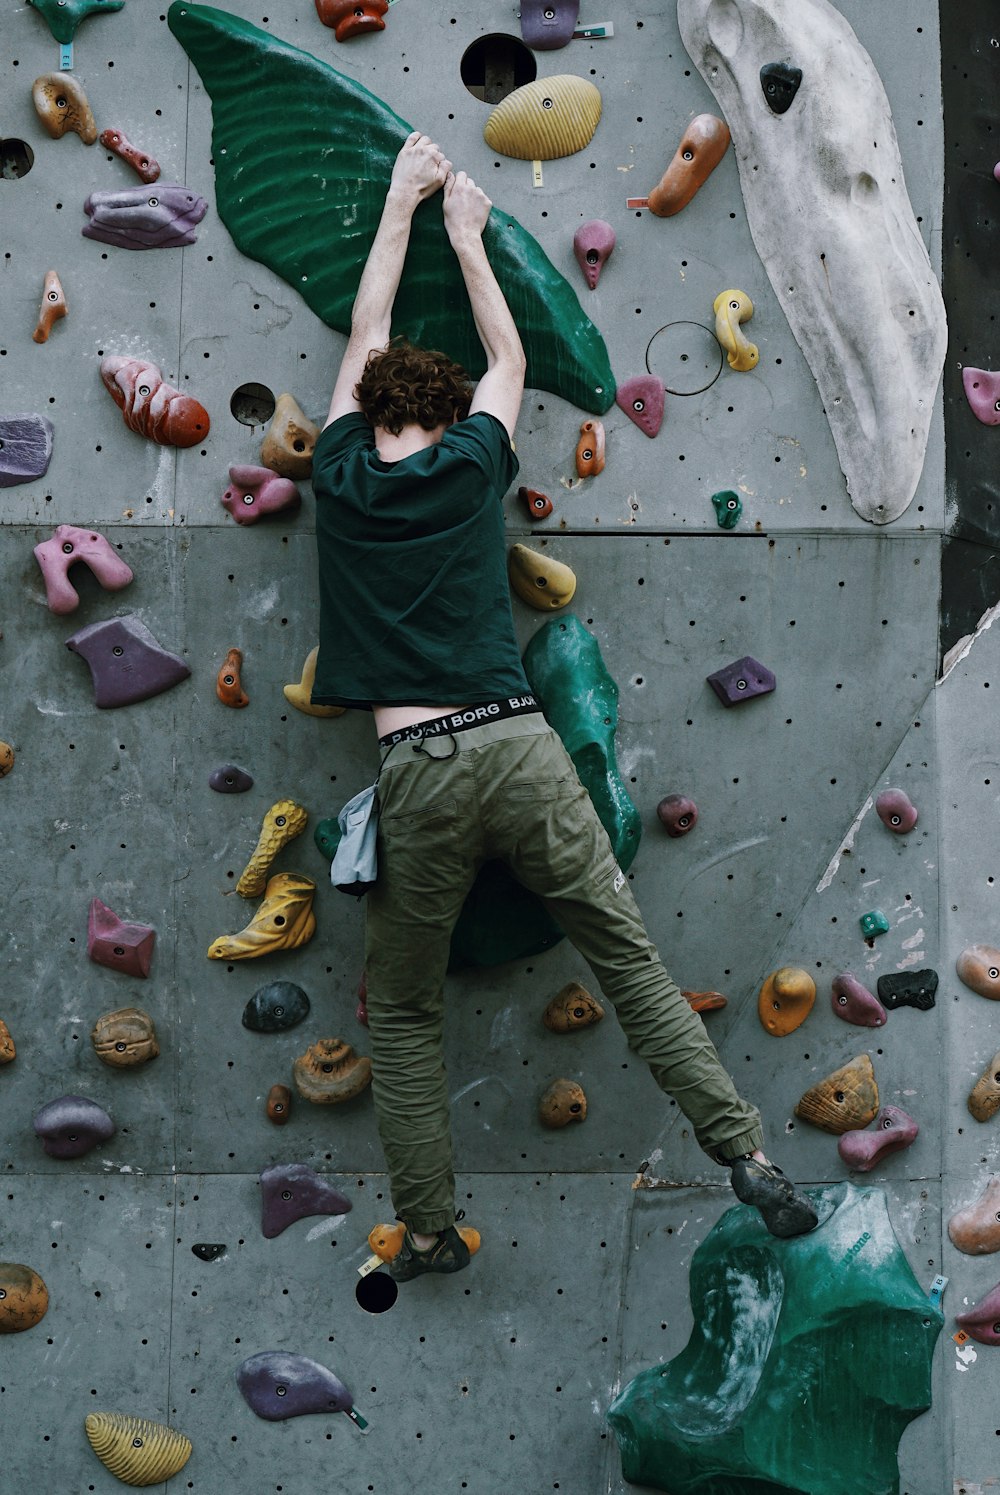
[261,392,319,479]
[207,872,316,960]
[508,543,577,611]
[283,645,345,717]
[236,799,308,898]
[713,288,758,371]
[84,1411,192,1486]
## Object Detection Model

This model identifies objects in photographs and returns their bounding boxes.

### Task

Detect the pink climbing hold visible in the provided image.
[956,1282,1000,1345]
[221,464,301,525]
[875,788,918,834]
[656,794,698,837]
[830,973,887,1028]
[837,1105,918,1172]
[87,897,156,978]
[33,524,133,614]
[573,220,615,290]
[616,375,665,438]
[994,162,1000,184]
[962,367,1000,426]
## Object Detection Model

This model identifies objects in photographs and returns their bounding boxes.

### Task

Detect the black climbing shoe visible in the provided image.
[388,1223,474,1283]
[728,1156,819,1238]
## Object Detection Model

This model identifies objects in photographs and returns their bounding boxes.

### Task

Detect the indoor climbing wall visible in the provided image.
[3,0,992,1490]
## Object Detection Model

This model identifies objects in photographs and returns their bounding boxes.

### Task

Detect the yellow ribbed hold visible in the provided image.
[484,75,602,161]
[236,799,308,898]
[283,646,345,718]
[85,1412,192,1487]
[508,544,577,611]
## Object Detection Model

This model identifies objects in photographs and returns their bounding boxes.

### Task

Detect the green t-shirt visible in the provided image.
[311,411,533,709]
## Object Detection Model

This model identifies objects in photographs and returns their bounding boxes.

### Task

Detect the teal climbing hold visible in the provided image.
[711,488,742,529]
[860,909,890,938]
[28,0,123,45]
[167,3,615,414]
[608,1181,941,1495]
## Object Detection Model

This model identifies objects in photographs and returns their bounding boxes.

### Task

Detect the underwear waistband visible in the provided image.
[377,695,541,748]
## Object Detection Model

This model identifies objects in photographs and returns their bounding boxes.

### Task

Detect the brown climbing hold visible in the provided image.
[757,966,816,1036]
[539,1078,587,1128]
[260,393,319,479]
[31,73,97,143]
[0,1264,49,1334]
[100,355,210,447]
[542,981,604,1032]
[518,486,554,520]
[315,0,389,40]
[266,1084,292,1125]
[90,1008,159,1068]
[283,646,345,717]
[32,271,68,344]
[0,1019,14,1064]
[794,1053,879,1134]
[207,872,317,961]
[98,127,161,183]
[681,989,728,1014]
[236,799,309,898]
[292,1038,372,1104]
[576,419,605,477]
[216,646,248,709]
[948,1175,1000,1255]
[0,744,12,778]
[647,113,730,217]
[957,945,1000,1001]
[968,1050,1000,1122]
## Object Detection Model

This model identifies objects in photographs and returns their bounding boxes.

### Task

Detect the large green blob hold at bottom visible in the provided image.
[448,615,641,968]
[166,3,614,414]
[608,1181,941,1495]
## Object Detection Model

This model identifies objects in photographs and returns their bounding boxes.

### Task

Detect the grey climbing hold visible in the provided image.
[236,1351,354,1421]
[33,1095,115,1158]
[259,1162,352,1239]
[0,413,54,488]
[242,980,310,1033]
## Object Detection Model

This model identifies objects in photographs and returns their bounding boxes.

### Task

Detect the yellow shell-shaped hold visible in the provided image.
[207,872,316,960]
[794,1053,879,1134]
[508,544,577,611]
[283,646,345,718]
[85,1411,192,1487]
[236,799,309,898]
[484,75,602,161]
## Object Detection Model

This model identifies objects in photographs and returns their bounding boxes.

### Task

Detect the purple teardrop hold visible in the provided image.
[208,763,254,793]
[956,1281,1000,1345]
[830,973,887,1028]
[615,375,665,438]
[837,1106,918,1172]
[66,615,190,708]
[521,0,579,50]
[259,1162,352,1239]
[875,788,918,834]
[706,655,776,707]
[237,1351,353,1420]
[33,1095,115,1158]
[572,219,616,290]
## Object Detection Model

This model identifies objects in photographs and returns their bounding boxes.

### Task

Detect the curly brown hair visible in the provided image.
[354,336,472,434]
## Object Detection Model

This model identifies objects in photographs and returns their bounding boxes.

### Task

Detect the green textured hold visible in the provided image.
[608,1181,941,1495]
[27,0,123,44]
[711,488,742,529]
[860,908,890,938]
[314,817,341,862]
[166,3,615,414]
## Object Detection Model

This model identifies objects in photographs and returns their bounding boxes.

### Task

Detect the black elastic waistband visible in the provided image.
[378,695,541,748]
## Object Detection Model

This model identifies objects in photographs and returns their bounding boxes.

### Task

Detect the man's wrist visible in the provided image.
[385,183,422,215]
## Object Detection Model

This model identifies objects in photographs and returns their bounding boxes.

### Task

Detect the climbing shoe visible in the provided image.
[728,1156,819,1238]
[388,1224,478,1282]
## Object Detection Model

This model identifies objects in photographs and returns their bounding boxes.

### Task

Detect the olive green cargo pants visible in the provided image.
[364,715,763,1234]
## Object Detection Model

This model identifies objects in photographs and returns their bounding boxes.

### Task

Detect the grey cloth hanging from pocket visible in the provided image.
[329,782,378,896]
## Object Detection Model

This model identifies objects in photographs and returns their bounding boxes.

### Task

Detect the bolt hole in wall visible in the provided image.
[0,139,33,178]
[230,382,276,427]
[460,33,536,103]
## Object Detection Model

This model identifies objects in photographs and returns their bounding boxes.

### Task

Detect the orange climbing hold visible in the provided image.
[647,114,730,218]
[758,966,816,1036]
[576,419,605,477]
[32,271,67,344]
[216,646,248,708]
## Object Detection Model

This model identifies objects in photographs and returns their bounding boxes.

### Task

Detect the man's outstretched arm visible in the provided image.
[443,170,526,442]
[325,132,451,428]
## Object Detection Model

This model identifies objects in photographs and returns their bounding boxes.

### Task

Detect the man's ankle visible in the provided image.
[410,1229,438,1251]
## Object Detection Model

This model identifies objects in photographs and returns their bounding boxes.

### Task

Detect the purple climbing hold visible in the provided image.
[876,969,938,1012]
[66,615,190,708]
[221,464,300,525]
[875,788,918,834]
[236,1351,354,1421]
[830,973,887,1028]
[956,1282,1000,1345]
[259,1162,352,1239]
[656,794,698,837]
[33,524,134,615]
[520,0,579,50]
[706,656,776,707]
[573,220,615,290]
[33,1095,115,1158]
[88,897,156,978]
[0,413,54,488]
[962,367,1000,427]
[208,763,254,794]
[837,1106,918,1172]
[615,375,665,438]
[82,183,208,249]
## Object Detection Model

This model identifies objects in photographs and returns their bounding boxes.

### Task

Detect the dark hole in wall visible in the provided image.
[460,34,536,104]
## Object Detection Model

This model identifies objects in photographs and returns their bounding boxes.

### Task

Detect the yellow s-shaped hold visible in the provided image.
[713,289,758,371]
[236,800,309,898]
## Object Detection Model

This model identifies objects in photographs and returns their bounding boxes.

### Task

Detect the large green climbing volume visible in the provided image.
[167,3,615,414]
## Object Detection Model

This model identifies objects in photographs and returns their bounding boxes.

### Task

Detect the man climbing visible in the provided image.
[311,132,818,1282]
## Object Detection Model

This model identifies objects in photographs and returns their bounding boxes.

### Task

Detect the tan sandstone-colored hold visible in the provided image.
[260,393,319,479]
[508,544,577,611]
[85,1411,192,1487]
[0,1263,48,1334]
[539,1077,588,1128]
[32,72,97,143]
[957,945,1000,1001]
[207,872,316,960]
[757,965,816,1037]
[0,1019,15,1064]
[293,1037,372,1104]
[968,1049,1000,1123]
[0,742,14,777]
[91,1007,160,1068]
[542,981,604,1033]
[794,1053,879,1134]
[283,645,345,718]
[948,1175,1000,1255]
[236,799,309,898]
